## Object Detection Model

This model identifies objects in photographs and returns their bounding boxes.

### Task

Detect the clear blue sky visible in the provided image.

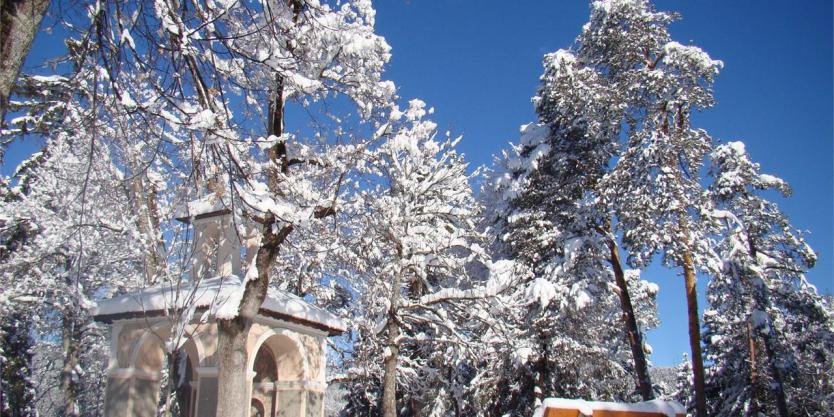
[3,1,831,368]
[373,0,833,366]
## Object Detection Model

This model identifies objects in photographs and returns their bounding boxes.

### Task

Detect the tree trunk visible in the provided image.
[0,0,49,123]
[536,332,551,402]
[382,320,400,417]
[605,225,654,400]
[681,248,707,417]
[746,240,789,417]
[214,19,295,413]
[759,329,790,417]
[215,222,292,417]
[610,245,654,400]
[382,271,402,417]
[746,319,761,416]
[214,317,250,417]
[61,314,81,417]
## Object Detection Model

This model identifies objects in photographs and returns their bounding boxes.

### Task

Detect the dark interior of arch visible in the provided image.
[253,343,278,383]
[172,347,196,417]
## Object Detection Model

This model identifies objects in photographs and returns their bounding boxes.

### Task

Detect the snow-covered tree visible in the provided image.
[0,156,138,416]
[342,100,496,417]
[574,2,725,414]
[4,0,398,414]
[1,25,179,407]
[704,141,834,417]
[483,118,660,415]
[467,220,658,416]
[1,2,828,417]
[669,354,694,415]
[0,312,36,417]
[483,37,662,402]
[0,97,148,414]
[2,0,397,414]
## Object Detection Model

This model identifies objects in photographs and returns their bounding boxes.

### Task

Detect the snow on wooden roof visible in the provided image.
[533,398,686,417]
[93,276,346,335]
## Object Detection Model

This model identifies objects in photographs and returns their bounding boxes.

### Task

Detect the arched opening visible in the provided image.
[251,343,279,417]
[172,348,196,417]
[250,332,307,417]
[254,344,278,383]
[251,398,266,417]
[131,330,200,417]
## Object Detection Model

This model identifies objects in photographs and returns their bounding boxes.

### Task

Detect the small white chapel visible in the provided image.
[93,198,345,417]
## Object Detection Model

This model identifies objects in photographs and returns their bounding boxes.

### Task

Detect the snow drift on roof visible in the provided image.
[93,276,346,333]
[533,398,686,417]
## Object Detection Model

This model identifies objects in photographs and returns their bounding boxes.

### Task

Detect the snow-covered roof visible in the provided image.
[174,194,232,223]
[533,398,686,417]
[93,276,346,335]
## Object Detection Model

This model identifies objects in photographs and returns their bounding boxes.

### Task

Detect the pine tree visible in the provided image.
[704,141,834,416]
[498,42,659,400]
[0,312,35,417]
[580,2,725,414]
[482,116,660,414]
[671,354,694,415]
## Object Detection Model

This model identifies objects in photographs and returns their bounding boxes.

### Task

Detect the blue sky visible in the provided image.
[3,1,831,368]
[373,0,833,366]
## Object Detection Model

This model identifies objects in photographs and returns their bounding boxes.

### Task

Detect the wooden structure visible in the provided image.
[536,398,686,417]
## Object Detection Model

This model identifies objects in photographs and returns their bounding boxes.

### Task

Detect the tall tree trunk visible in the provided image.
[745,319,761,416]
[681,247,707,417]
[382,271,402,417]
[746,240,789,417]
[215,220,293,417]
[535,332,551,402]
[0,0,49,123]
[381,321,400,417]
[759,330,790,417]
[215,63,297,417]
[605,222,654,400]
[61,314,81,417]
[214,317,250,417]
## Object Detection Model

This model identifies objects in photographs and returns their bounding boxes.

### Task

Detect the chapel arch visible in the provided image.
[254,343,278,383]
[131,328,202,374]
[259,332,306,382]
[129,328,201,417]
[249,331,310,417]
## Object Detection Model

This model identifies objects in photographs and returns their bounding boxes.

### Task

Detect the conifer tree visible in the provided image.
[484,2,725,412]
[704,141,834,416]
[582,3,725,414]
[671,354,694,414]
[0,312,35,417]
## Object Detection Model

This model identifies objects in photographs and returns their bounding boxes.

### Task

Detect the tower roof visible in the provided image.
[174,194,232,223]
[93,276,346,335]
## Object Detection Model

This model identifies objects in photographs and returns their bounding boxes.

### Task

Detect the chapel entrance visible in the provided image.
[249,332,307,417]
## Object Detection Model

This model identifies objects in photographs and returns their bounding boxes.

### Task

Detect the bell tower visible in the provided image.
[178,195,242,280]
